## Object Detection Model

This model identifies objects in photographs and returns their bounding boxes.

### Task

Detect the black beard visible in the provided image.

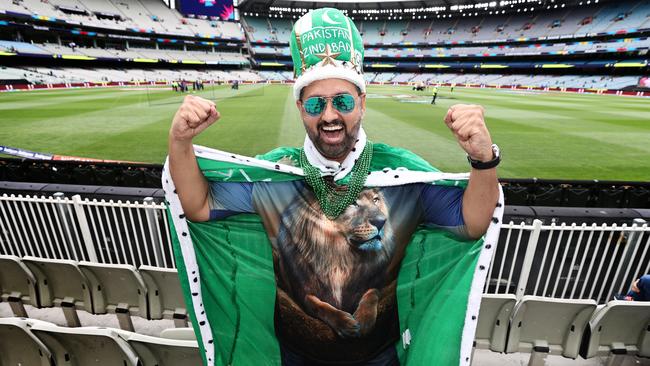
[307,119,360,160]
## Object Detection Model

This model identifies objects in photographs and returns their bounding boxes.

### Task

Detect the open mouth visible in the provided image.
[320,124,345,144]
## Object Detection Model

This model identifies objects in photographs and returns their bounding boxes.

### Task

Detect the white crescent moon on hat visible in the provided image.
[322,9,341,25]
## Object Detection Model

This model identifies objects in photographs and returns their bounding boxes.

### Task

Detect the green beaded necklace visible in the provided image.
[300,141,373,220]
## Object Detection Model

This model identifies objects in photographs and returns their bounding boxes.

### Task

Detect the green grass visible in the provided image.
[1,84,649,181]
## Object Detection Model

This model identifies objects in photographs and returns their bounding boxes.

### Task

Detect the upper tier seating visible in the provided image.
[242,0,650,45]
[2,0,244,39]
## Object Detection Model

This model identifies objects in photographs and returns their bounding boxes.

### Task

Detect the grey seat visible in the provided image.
[0,317,53,366]
[121,331,201,366]
[21,256,92,311]
[139,265,186,323]
[582,300,650,359]
[160,327,196,341]
[30,322,140,366]
[475,293,516,352]
[22,256,92,326]
[0,255,38,316]
[506,296,596,364]
[79,261,148,331]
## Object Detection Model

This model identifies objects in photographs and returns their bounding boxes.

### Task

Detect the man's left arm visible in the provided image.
[444,104,500,239]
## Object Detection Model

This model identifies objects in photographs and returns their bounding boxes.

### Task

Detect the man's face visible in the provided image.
[297,78,366,162]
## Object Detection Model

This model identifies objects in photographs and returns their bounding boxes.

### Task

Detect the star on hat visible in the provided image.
[315,44,341,67]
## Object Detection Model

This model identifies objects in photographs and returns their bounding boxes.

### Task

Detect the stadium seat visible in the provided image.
[0,254,38,317]
[505,296,596,365]
[30,322,140,366]
[581,300,650,361]
[79,261,148,330]
[22,256,92,327]
[160,327,197,340]
[121,331,201,365]
[475,294,517,352]
[139,265,187,326]
[0,317,53,366]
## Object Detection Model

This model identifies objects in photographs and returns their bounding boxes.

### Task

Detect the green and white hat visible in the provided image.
[290,8,365,100]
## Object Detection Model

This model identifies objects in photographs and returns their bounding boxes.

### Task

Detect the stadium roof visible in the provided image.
[238,0,601,14]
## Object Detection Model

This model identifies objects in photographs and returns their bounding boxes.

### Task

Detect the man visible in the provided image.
[168,8,499,365]
[431,86,439,104]
[616,274,650,301]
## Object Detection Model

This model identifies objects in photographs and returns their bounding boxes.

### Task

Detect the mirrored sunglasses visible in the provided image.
[302,93,356,116]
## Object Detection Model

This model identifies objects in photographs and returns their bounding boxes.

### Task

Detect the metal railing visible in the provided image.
[485,219,650,304]
[1,193,648,304]
[0,193,174,268]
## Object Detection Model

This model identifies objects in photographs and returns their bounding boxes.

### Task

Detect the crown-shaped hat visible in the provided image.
[290,8,365,100]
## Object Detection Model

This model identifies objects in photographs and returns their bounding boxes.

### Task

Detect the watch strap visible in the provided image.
[467,144,500,170]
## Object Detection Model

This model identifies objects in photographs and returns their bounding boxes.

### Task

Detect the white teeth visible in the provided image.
[322,126,343,131]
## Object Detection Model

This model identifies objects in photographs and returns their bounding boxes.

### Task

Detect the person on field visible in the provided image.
[431,86,439,105]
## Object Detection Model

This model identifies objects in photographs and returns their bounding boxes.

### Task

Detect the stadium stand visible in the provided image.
[0,317,202,365]
[79,261,149,331]
[243,1,650,45]
[1,0,648,92]
[22,256,93,327]
[239,0,649,91]
[0,317,54,366]
[0,255,38,317]
[581,300,650,361]
[257,70,292,81]
[359,37,650,58]
[1,0,650,364]
[362,73,641,90]
[474,294,517,353]
[139,265,188,327]
[3,0,244,39]
[160,327,197,340]
[0,40,50,55]
[31,321,142,365]
[122,331,202,365]
[506,296,597,364]
[1,269,647,364]
[6,41,249,65]
[0,195,648,364]
[0,66,261,84]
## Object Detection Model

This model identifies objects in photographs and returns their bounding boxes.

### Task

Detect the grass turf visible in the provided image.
[1,84,649,181]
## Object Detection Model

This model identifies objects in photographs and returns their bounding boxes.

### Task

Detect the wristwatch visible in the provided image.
[467,144,500,170]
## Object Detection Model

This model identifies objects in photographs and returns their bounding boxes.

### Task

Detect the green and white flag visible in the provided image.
[162,143,504,365]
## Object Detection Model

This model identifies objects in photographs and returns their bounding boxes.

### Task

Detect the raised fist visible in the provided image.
[169,95,220,143]
[444,104,493,162]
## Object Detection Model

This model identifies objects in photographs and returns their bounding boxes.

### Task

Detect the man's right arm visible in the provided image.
[168,95,220,222]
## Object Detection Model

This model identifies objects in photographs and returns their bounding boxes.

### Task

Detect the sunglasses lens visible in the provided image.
[333,94,355,114]
[304,97,326,116]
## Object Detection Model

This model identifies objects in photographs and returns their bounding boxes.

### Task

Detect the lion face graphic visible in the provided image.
[334,190,388,252]
[276,188,395,339]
